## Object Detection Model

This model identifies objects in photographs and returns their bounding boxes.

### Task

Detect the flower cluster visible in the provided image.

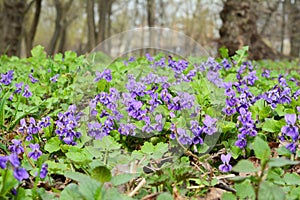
[235,107,257,148]
[0,137,48,182]
[262,85,292,109]
[19,117,41,141]
[1,70,14,85]
[55,105,82,145]
[88,88,122,139]
[169,115,218,146]
[94,69,112,82]
[280,114,299,153]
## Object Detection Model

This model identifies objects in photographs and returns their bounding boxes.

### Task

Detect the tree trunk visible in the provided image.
[25,0,42,57]
[97,0,107,43]
[86,0,97,51]
[219,0,277,60]
[0,0,26,56]
[146,0,155,55]
[287,0,300,57]
[48,0,62,55]
[281,0,286,54]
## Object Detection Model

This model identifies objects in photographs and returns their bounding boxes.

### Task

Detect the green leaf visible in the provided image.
[284,173,300,185]
[44,137,61,153]
[276,146,292,157]
[253,137,270,163]
[93,136,121,151]
[232,160,259,173]
[262,118,283,133]
[91,166,112,183]
[141,142,154,154]
[222,192,237,200]
[232,46,248,65]
[64,171,101,200]
[0,91,11,128]
[37,188,59,200]
[268,158,299,168]
[274,104,285,116]
[60,183,83,200]
[102,188,134,200]
[197,143,210,154]
[0,169,18,197]
[234,179,255,199]
[157,192,173,200]
[258,181,285,200]
[219,46,229,59]
[111,173,137,186]
[222,121,236,133]
[66,151,92,164]
[30,45,46,59]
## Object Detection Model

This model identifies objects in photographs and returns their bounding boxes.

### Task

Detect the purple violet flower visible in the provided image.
[202,115,217,135]
[281,114,299,140]
[28,143,42,160]
[29,74,39,83]
[40,163,48,178]
[0,156,8,169]
[50,74,59,82]
[219,153,232,172]
[0,70,14,85]
[14,82,24,94]
[8,139,24,154]
[22,84,32,98]
[13,168,29,181]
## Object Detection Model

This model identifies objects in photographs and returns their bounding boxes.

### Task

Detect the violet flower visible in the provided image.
[281,114,299,140]
[22,84,32,98]
[202,115,217,135]
[28,144,42,160]
[13,168,29,181]
[8,139,24,154]
[219,153,232,172]
[40,163,48,179]
[0,70,14,85]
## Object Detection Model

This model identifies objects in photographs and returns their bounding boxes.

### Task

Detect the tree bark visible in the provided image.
[219,0,278,60]
[48,0,62,55]
[287,0,300,57]
[146,0,155,54]
[86,0,97,51]
[0,0,26,56]
[97,0,107,43]
[25,0,42,57]
[48,0,74,55]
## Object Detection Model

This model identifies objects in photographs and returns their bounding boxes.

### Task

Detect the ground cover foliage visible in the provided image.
[0,46,300,199]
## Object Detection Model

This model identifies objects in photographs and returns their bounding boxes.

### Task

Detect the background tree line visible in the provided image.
[0,0,299,59]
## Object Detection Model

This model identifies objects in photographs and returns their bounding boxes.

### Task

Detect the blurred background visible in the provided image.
[0,0,299,59]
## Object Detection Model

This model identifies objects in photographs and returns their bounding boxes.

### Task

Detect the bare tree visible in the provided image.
[0,0,26,56]
[286,0,300,57]
[24,0,42,57]
[48,0,74,55]
[86,0,97,52]
[219,0,278,60]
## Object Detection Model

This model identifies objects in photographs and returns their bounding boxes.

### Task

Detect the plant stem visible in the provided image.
[0,168,8,196]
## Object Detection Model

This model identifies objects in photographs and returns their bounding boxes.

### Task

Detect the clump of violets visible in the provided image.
[0,70,14,85]
[55,105,82,145]
[280,114,299,153]
[94,69,112,82]
[19,117,40,141]
[0,128,49,182]
[219,153,232,172]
